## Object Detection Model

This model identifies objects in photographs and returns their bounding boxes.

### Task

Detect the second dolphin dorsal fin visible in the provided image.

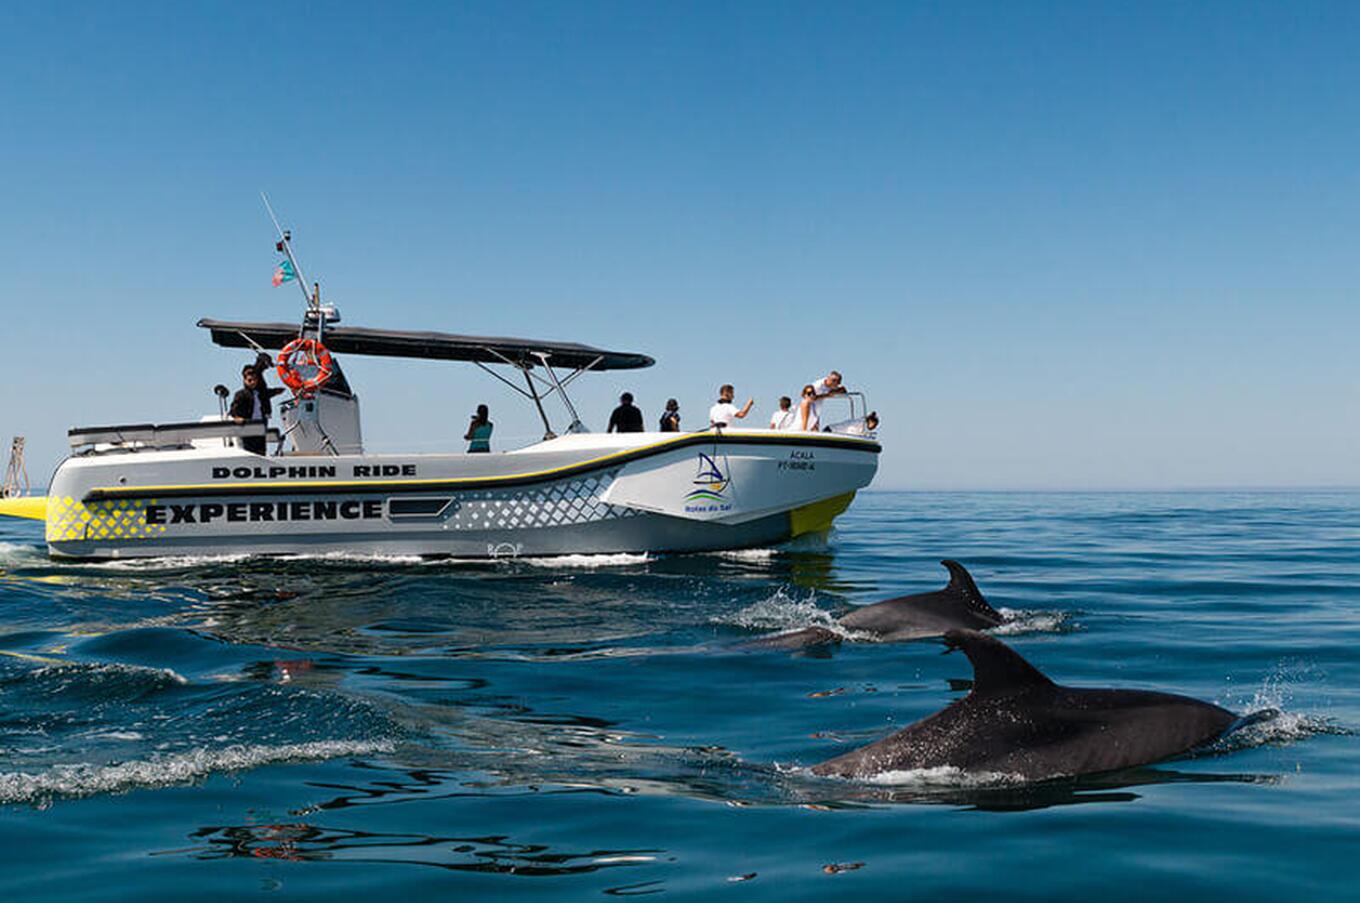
[940,560,1003,623]
[943,629,1054,697]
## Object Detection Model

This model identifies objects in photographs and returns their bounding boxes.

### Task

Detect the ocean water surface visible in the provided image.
[0,491,1355,899]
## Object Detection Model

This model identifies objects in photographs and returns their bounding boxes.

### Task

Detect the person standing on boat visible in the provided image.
[709,384,754,428]
[607,392,644,433]
[769,396,795,430]
[229,353,285,455]
[808,370,847,427]
[659,398,681,432]
[796,384,821,431]
[465,404,493,453]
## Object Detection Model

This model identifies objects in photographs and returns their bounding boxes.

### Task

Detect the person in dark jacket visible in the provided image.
[607,392,644,433]
[229,353,286,455]
[659,398,681,432]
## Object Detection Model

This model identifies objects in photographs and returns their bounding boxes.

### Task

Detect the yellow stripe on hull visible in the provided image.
[0,496,47,522]
[788,491,857,537]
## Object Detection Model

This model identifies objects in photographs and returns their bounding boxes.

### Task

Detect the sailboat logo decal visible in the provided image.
[684,452,729,503]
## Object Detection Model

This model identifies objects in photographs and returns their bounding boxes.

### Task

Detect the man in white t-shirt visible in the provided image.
[769,395,795,430]
[808,370,847,427]
[709,384,754,428]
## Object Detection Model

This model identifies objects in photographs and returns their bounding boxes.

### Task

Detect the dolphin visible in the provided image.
[837,559,1004,641]
[743,560,1005,650]
[811,629,1238,781]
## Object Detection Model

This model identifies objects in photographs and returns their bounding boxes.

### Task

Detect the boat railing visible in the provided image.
[69,420,282,455]
[819,392,877,437]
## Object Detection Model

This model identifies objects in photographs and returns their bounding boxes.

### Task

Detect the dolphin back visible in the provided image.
[940,560,1004,625]
[813,630,1242,781]
[735,626,843,651]
[834,560,1005,641]
[943,628,1055,697]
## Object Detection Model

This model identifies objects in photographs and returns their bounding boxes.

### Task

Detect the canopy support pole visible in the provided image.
[534,352,599,434]
[474,360,534,399]
[522,368,556,440]
[556,355,603,391]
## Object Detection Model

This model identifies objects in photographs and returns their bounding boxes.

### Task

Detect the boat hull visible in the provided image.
[42,432,878,560]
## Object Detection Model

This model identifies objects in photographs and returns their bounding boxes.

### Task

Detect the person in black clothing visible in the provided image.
[659,398,680,432]
[606,392,644,433]
[229,353,286,455]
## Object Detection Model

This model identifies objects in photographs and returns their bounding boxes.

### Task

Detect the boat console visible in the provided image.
[278,387,363,455]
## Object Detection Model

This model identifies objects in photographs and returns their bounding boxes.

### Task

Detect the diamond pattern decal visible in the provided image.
[46,496,166,542]
[444,470,637,531]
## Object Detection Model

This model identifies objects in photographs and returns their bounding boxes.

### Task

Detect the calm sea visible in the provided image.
[0,491,1355,900]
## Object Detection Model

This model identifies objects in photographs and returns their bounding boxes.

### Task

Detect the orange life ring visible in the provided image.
[276,337,334,395]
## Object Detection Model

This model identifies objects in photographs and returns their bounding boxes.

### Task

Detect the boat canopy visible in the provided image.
[197,319,655,371]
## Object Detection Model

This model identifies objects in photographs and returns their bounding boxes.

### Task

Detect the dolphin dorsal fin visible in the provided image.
[940,560,1003,622]
[944,629,1054,697]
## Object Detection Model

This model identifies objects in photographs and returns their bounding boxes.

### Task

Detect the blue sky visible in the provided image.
[1,2,1355,489]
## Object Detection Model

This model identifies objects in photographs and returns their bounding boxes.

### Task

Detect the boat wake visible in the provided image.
[993,606,1080,636]
[712,548,778,563]
[60,551,430,571]
[0,739,395,807]
[515,553,655,569]
[718,588,845,636]
[0,642,403,809]
[29,549,663,573]
[22,660,189,693]
[0,540,46,569]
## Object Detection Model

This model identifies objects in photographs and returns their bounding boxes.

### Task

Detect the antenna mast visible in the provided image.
[261,192,316,310]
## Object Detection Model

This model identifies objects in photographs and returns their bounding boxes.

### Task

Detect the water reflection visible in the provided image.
[1,540,871,663]
[184,820,664,877]
[789,768,1283,812]
[202,747,1285,822]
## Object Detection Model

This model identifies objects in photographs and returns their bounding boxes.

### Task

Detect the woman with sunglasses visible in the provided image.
[797,384,820,432]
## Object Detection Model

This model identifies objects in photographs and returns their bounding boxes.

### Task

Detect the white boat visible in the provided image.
[0,237,880,560]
